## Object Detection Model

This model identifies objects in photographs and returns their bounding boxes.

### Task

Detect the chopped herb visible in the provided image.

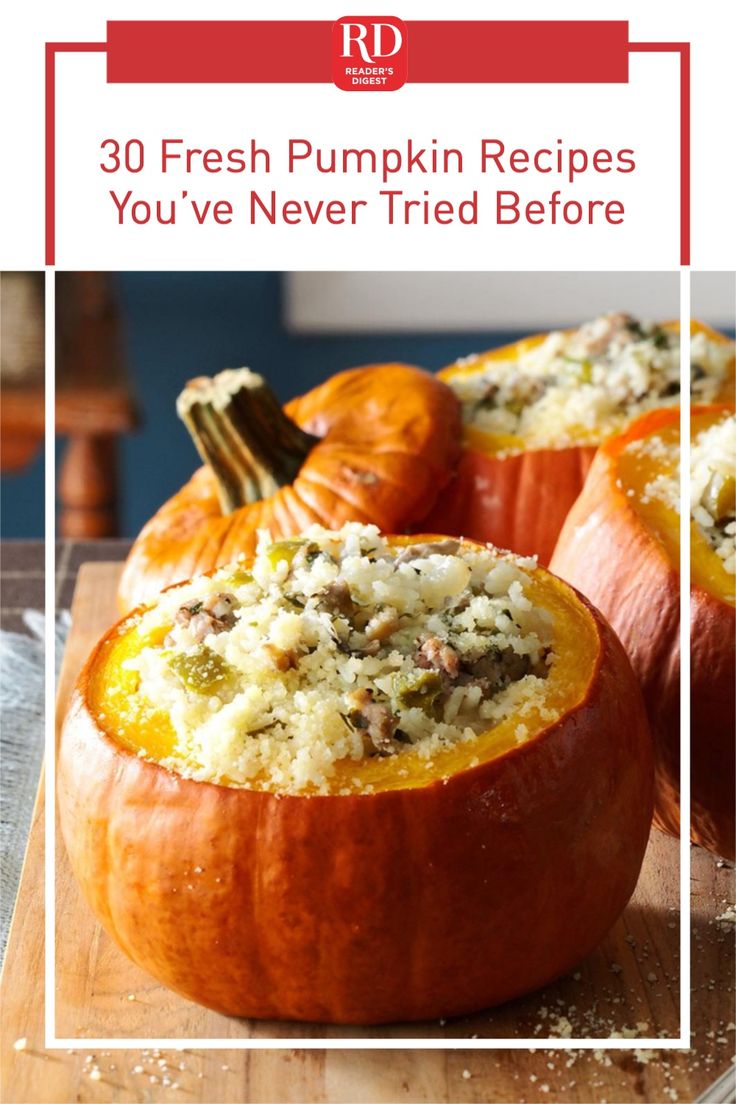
[245,722,278,738]
[626,318,647,339]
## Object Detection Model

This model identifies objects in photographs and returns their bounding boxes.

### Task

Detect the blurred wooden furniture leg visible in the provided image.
[0,272,45,478]
[58,434,119,538]
[56,273,139,539]
[0,388,44,471]
[2,273,138,538]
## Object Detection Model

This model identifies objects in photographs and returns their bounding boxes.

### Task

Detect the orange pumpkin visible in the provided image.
[59,537,653,1024]
[550,406,735,860]
[118,365,461,611]
[423,321,734,564]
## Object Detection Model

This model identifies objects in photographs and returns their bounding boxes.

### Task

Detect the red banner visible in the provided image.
[106,20,629,85]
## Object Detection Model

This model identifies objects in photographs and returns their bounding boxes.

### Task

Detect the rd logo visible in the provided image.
[332,16,408,91]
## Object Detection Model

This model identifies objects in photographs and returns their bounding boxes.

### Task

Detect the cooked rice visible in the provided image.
[123,524,557,793]
[449,314,733,451]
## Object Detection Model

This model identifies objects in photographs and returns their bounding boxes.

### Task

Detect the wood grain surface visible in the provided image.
[1,562,733,1103]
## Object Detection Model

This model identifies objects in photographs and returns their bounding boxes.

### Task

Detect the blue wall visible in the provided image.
[112,272,528,538]
[1,449,45,539]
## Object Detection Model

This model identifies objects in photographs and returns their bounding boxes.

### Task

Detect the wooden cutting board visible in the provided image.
[1,562,733,1103]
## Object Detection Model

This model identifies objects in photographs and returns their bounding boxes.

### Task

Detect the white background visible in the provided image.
[53,52,677,269]
[286,271,687,330]
[0,0,734,271]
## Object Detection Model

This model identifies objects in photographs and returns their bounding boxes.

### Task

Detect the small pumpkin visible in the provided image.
[550,406,735,860]
[118,364,461,611]
[60,535,653,1024]
[422,319,734,564]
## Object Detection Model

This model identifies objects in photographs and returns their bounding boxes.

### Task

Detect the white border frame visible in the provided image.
[44,269,692,1051]
[677,268,692,1048]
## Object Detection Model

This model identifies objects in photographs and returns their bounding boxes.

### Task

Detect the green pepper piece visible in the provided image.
[577,358,593,384]
[169,645,233,694]
[265,539,306,570]
[223,566,254,587]
[703,473,736,522]
[563,356,592,383]
[392,670,443,714]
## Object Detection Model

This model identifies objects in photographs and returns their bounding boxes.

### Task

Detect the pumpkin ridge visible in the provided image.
[291,476,375,528]
[296,456,434,519]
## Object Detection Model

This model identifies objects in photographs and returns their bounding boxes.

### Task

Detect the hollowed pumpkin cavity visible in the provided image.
[90,537,598,797]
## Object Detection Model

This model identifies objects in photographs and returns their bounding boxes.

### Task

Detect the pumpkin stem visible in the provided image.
[177,369,318,513]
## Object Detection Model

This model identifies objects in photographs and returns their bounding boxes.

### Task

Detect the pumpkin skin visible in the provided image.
[59,538,653,1024]
[423,322,734,565]
[118,364,461,612]
[420,438,597,567]
[550,407,735,860]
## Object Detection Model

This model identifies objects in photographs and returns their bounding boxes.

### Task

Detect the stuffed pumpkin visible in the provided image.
[423,317,734,563]
[62,527,652,1022]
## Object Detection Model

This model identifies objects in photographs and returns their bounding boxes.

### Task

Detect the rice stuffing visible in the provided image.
[449,314,733,451]
[123,524,557,793]
[691,413,736,575]
[622,411,736,576]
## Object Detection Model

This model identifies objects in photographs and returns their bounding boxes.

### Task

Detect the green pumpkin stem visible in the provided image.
[177,369,318,514]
